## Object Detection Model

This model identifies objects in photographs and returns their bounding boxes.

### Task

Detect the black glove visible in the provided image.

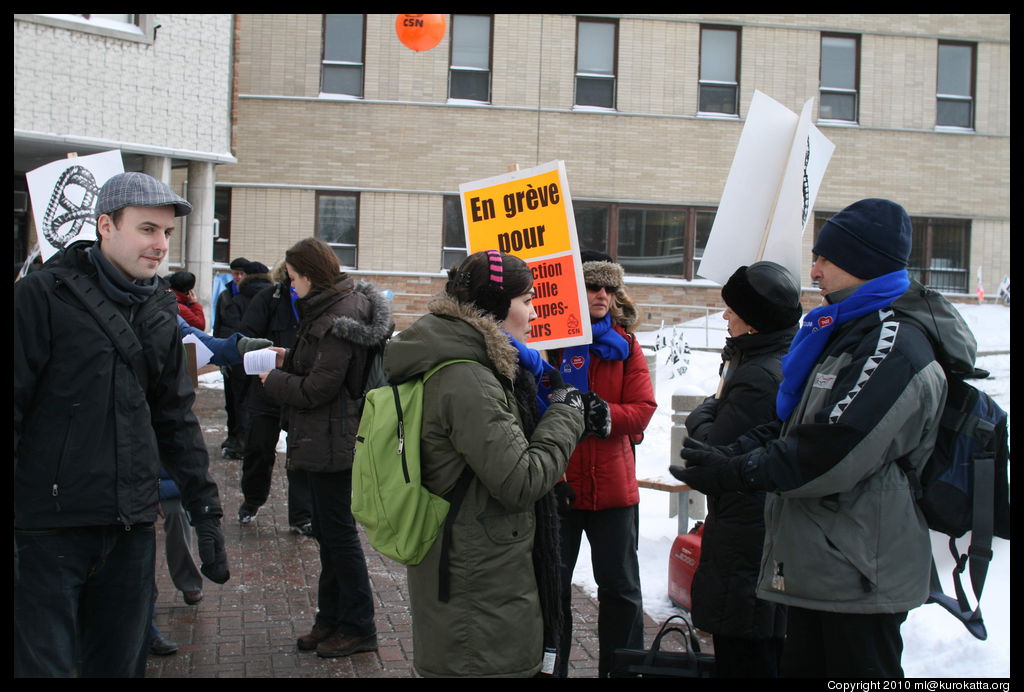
[195,518,230,584]
[237,336,272,355]
[670,437,747,495]
[553,480,576,516]
[581,391,612,438]
[684,396,719,432]
[546,370,583,413]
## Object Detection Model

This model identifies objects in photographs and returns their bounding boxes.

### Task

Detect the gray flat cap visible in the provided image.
[95,172,193,218]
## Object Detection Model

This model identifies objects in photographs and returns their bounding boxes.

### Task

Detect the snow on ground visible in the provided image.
[590,301,1010,678]
[199,301,1010,677]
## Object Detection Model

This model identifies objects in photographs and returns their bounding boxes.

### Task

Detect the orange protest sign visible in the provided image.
[526,255,586,343]
[459,161,591,350]
[462,167,572,261]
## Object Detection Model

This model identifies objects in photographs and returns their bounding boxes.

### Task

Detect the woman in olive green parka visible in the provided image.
[384,251,584,678]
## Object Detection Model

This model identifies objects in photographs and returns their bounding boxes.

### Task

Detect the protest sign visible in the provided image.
[26,150,125,261]
[459,161,591,350]
[698,91,835,286]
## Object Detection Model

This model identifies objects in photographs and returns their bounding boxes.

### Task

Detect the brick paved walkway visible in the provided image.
[146,378,693,678]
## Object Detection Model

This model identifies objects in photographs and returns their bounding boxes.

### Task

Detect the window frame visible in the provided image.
[819,32,860,124]
[813,212,972,294]
[17,13,153,44]
[321,14,366,99]
[574,17,618,110]
[574,201,717,279]
[935,40,976,130]
[213,187,233,266]
[448,14,493,103]
[315,191,360,269]
[441,194,468,270]
[909,216,972,293]
[698,25,741,117]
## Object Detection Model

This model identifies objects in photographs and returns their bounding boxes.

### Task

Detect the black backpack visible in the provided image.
[894,287,1010,641]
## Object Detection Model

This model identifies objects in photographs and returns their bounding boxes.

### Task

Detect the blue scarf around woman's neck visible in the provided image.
[508,313,630,413]
[506,333,555,413]
[776,269,910,421]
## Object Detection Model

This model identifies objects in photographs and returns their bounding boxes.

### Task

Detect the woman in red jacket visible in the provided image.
[550,251,657,677]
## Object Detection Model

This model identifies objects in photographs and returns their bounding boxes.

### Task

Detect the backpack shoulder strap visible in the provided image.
[420,358,480,603]
[56,269,150,391]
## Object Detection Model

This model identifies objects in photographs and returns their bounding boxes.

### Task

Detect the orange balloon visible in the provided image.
[395,14,447,52]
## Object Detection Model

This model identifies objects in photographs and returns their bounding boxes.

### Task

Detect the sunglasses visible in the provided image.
[586,283,618,293]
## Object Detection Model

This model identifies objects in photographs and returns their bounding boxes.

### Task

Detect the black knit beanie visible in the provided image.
[721,261,802,333]
[167,270,196,293]
[812,198,912,280]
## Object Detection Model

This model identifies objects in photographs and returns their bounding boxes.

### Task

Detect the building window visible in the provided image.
[75,13,138,26]
[575,19,617,109]
[442,195,468,269]
[699,26,740,115]
[322,14,364,97]
[691,209,717,279]
[574,204,610,255]
[814,213,970,293]
[449,15,491,102]
[18,13,152,43]
[936,41,975,129]
[819,34,859,122]
[316,193,359,268]
[574,203,715,279]
[213,187,232,265]
[909,218,971,293]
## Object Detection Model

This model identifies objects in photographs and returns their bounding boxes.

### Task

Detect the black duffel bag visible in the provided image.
[610,615,715,678]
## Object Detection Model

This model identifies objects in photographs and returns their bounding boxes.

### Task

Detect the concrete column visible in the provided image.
[186,161,216,323]
[143,156,173,277]
[672,393,708,521]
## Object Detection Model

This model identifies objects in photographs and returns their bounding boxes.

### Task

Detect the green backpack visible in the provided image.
[352,359,474,570]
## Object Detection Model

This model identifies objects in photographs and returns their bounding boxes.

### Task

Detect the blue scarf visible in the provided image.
[289,285,301,323]
[532,313,630,406]
[507,333,555,413]
[776,270,910,421]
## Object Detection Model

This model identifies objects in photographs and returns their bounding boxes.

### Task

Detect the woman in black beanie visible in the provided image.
[680,260,803,678]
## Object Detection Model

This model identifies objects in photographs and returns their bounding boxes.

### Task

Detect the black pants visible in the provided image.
[222,365,250,444]
[307,470,376,636]
[14,524,156,677]
[781,606,908,678]
[240,398,312,526]
[557,505,644,677]
[712,634,783,677]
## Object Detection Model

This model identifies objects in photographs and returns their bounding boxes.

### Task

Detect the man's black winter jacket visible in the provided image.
[14,241,222,529]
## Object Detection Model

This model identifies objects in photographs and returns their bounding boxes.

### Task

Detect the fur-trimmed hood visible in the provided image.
[326,280,395,347]
[384,293,519,384]
[238,270,272,296]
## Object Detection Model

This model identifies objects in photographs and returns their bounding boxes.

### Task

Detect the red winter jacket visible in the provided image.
[562,327,656,510]
[175,290,206,330]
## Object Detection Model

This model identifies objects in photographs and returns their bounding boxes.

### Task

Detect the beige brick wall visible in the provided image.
[359,192,443,273]
[15,14,233,154]
[226,187,316,269]
[224,13,1009,297]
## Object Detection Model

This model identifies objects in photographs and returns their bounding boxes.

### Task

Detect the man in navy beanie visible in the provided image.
[671,198,978,677]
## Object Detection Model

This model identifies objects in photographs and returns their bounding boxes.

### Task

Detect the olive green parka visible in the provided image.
[384,295,584,678]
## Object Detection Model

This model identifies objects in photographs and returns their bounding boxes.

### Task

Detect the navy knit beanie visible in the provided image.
[812,198,912,280]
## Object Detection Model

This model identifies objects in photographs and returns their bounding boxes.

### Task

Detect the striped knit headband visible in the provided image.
[486,249,504,287]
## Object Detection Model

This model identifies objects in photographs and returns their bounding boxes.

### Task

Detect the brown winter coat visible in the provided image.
[262,275,392,473]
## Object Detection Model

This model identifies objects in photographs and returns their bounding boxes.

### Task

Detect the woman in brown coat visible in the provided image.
[260,237,392,659]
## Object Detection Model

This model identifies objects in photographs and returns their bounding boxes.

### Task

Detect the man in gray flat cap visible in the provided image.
[14,171,230,677]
